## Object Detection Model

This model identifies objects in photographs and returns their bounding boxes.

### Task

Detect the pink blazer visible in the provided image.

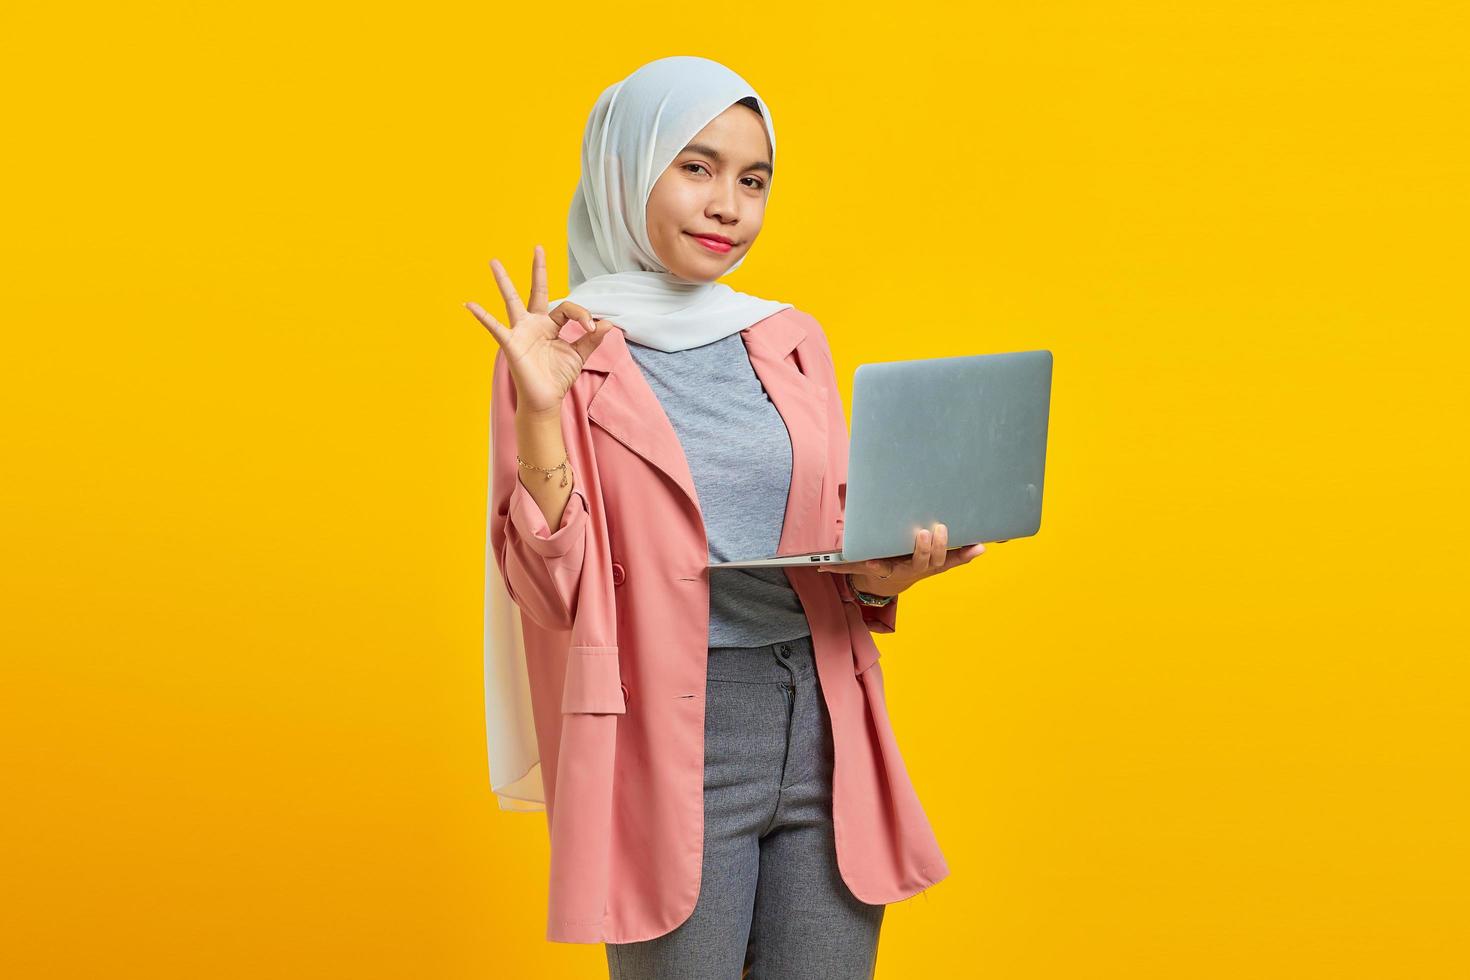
[488,306,948,944]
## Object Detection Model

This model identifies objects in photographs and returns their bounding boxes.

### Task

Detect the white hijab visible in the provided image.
[553,54,793,350]
[486,56,791,810]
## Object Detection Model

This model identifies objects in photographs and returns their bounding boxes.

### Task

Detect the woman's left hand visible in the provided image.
[817,522,986,597]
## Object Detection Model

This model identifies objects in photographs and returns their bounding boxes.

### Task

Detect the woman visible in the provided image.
[467,56,985,978]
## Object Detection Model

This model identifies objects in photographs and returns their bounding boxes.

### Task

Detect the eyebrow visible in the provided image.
[679,142,773,177]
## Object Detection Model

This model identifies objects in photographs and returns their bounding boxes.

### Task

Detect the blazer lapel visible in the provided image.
[580,313,829,555]
[742,318,830,558]
[581,326,701,513]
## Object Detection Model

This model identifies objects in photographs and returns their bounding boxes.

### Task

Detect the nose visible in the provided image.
[706,185,738,225]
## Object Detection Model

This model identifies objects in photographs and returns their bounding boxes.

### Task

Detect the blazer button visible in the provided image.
[611,561,626,586]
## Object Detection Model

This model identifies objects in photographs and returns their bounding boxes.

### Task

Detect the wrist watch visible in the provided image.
[846,573,895,607]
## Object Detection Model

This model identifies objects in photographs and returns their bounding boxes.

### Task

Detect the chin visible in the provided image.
[672,257,733,283]
[671,269,722,284]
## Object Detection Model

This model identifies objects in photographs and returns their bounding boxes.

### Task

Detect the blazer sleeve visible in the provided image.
[487,348,590,632]
[815,321,899,635]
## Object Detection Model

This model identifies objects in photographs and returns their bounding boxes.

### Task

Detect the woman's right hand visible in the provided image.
[464,244,612,417]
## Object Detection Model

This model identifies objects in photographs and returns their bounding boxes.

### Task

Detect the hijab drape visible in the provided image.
[486,56,790,810]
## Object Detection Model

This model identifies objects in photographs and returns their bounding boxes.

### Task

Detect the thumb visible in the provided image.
[569,320,611,363]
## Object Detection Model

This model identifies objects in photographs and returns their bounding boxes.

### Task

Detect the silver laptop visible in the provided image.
[707,349,1053,569]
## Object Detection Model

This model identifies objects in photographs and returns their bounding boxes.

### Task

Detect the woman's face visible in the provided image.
[646,104,773,283]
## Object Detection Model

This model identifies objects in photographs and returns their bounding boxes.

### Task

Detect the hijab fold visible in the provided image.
[486,56,790,810]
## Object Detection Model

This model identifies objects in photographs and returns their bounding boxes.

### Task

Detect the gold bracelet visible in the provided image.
[516,452,570,488]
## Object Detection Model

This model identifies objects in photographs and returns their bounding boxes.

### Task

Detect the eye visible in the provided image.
[682,162,767,191]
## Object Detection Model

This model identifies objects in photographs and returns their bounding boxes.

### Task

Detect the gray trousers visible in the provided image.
[605,633,886,979]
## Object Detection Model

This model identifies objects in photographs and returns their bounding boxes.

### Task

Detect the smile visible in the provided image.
[686,233,734,254]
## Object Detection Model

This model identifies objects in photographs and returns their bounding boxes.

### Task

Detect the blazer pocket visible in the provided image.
[560,645,627,714]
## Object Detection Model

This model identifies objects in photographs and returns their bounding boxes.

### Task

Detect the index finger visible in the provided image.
[550,300,596,333]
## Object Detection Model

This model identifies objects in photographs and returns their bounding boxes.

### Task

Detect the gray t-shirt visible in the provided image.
[626,332,812,648]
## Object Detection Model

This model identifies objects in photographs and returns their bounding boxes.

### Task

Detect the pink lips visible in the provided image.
[687,233,733,254]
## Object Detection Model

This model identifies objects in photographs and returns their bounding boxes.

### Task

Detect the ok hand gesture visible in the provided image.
[464,244,612,417]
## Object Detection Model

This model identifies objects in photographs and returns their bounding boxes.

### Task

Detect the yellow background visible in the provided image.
[3,2,1466,977]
